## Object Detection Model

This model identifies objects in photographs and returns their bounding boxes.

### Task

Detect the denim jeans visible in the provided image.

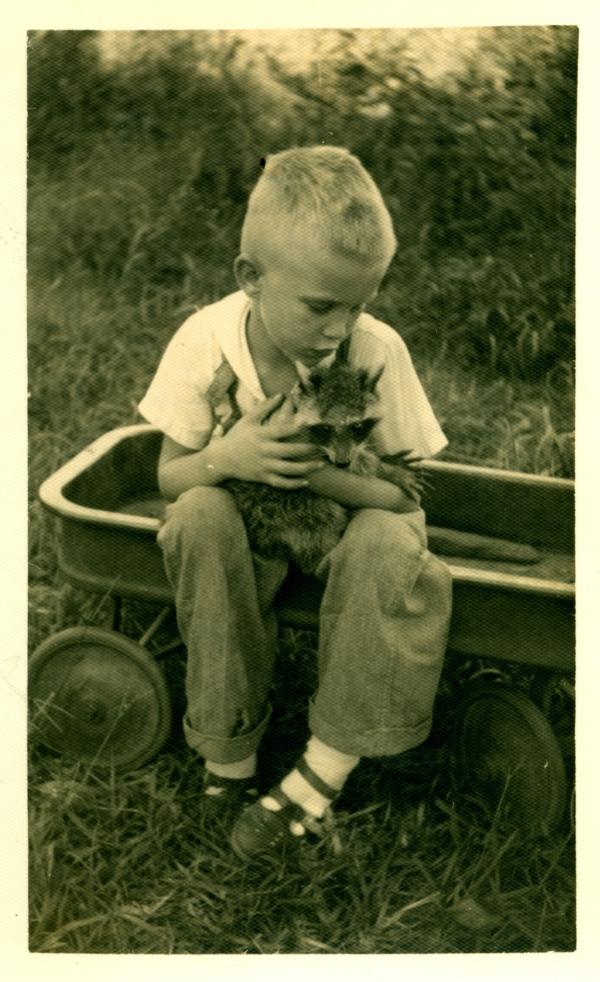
[157,486,452,763]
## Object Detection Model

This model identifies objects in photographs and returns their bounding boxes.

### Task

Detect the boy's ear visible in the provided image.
[234,255,262,298]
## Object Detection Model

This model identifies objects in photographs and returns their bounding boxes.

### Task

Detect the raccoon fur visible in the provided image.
[223,351,423,574]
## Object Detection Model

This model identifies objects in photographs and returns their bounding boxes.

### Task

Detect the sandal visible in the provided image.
[201,769,259,813]
[230,759,340,861]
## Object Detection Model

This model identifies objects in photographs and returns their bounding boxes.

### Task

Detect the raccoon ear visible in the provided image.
[309,372,324,392]
[295,362,314,392]
[334,335,352,365]
[365,364,384,393]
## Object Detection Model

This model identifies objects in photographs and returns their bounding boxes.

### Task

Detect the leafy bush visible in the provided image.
[28,31,112,160]
[27,27,575,430]
[28,31,300,293]
[267,27,576,383]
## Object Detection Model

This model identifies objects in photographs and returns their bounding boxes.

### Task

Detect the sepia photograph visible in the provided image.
[25,21,578,958]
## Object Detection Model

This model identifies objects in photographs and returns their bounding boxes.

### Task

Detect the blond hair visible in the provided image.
[240,146,397,264]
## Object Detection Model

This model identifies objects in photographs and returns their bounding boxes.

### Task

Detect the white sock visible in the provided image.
[265,736,359,819]
[205,753,257,781]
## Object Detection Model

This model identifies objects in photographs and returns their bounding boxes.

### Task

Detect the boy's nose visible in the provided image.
[323,306,362,344]
[323,317,352,344]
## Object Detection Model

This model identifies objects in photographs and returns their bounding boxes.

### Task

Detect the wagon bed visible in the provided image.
[39,424,574,672]
[33,424,575,827]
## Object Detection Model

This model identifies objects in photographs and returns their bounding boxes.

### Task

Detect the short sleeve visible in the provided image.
[352,319,447,460]
[137,313,216,449]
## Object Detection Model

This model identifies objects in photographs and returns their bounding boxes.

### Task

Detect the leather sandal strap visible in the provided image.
[296,756,339,801]
[203,770,257,792]
[267,785,293,809]
[266,785,306,823]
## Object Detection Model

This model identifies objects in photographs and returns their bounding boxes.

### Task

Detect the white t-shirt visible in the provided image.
[138,290,447,459]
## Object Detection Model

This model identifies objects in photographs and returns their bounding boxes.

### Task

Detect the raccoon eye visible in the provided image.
[350,419,378,440]
[309,424,334,443]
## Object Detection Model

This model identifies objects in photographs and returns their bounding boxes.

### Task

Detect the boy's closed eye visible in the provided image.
[305,300,336,315]
[303,300,366,316]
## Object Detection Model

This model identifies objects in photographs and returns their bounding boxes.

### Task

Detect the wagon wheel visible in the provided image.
[529,670,575,771]
[29,627,172,770]
[456,681,567,834]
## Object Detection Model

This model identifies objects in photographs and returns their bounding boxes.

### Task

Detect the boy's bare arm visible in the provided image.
[305,465,420,514]
[158,392,417,512]
[158,394,323,501]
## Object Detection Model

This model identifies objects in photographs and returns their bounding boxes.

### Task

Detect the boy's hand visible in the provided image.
[221,394,324,488]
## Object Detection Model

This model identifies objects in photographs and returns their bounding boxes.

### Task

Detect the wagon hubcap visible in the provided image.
[29,627,172,770]
[457,682,567,833]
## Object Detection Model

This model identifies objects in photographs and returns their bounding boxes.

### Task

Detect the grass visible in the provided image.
[27,264,575,952]
[28,626,575,954]
[27,263,575,952]
[27,128,575,952]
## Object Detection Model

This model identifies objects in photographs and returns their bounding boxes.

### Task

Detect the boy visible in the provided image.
[138,146,452,861]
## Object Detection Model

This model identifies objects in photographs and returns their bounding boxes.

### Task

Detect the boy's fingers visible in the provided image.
[268,399,295,424]
[266,416,307,439]
[251,394,286,423]
[269,441,321,459]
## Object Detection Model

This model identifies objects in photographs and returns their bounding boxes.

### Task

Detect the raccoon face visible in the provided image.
[291,360,383,467]
[305,416,379,467]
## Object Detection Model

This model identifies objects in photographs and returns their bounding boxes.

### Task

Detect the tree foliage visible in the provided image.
[28,27,576,382]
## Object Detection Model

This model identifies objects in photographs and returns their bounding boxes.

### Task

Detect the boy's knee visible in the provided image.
[158,486,241,550]
[341,509,427,566]
[335,509,452,612]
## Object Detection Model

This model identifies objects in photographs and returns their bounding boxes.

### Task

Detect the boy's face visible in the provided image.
[240,232,390,368]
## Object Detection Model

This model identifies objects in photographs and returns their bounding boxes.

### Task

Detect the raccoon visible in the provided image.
[223,351,423,574]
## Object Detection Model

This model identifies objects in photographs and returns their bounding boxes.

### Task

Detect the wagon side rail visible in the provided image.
[39,424,575,602]
[39,424,163,533]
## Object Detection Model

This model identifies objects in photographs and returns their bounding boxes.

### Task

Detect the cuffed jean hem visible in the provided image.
[183,704,273,763]
[308,699,433,758]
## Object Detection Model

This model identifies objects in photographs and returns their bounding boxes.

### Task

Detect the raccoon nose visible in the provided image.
[333,448,352,467]
[323,447,351,467]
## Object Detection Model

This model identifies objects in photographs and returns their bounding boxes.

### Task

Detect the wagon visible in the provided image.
[31,423,575,833]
